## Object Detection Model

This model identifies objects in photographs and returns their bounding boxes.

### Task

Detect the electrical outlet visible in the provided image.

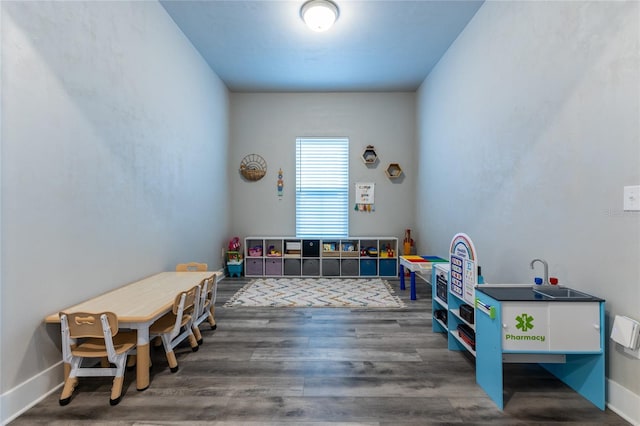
[623,185,640,211]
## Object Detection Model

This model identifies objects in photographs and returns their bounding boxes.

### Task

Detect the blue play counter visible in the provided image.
[475,285,605,410]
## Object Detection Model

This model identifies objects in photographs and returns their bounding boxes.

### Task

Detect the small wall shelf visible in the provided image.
[361,145,378,165]
[385,163,403,179]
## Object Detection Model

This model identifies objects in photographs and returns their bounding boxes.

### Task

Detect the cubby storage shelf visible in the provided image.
[450,308,475,330]
[434,296,448,310]
[431,263,477,358]
[450,330,477,356]
[434,317,447,331]
[244,237,398,278]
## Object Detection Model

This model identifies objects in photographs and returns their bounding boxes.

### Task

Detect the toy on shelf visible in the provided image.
[380,244,395,258]
[266,245,282,257]
[229,237,241,251]
[249,246,263,257]
[359,247,378,257]
[341,242,359,257]
[322,242,339,257]
[227,251,241,262]
[227,237,243,277]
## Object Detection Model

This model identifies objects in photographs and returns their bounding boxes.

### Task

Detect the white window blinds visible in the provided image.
[296,137,349,238]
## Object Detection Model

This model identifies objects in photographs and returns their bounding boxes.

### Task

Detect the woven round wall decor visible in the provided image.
[239,154,267,181]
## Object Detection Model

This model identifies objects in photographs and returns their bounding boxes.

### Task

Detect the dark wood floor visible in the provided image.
[13,277,629,425]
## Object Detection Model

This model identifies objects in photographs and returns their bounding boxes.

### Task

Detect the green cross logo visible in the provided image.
[516,313,534,332]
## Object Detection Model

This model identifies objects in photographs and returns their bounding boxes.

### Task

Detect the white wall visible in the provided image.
[229,92,416,245]
[0,1,229,422]
[416,0,639,422]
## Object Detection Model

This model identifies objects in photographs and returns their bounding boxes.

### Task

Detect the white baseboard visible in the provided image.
[1,361,63,425]
[607,379,640,426]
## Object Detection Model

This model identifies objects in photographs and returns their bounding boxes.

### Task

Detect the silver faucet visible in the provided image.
[530,258,549,286]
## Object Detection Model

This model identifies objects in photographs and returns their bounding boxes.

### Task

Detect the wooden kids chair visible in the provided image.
[192,275,219,344]
[175,262,208,272]
[149,285,200,372]
[59,312,137,406]
[150,263,207,349]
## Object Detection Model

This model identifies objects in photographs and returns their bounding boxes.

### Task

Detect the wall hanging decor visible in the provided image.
[239,154,267,181]
[277,168,284,198]
[354,182,375,212]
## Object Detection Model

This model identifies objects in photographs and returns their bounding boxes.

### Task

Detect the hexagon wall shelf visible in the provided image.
[385,163,403,179]
[361,145,378,165]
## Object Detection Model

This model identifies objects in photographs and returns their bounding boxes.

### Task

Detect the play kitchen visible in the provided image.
[432,233,606,411]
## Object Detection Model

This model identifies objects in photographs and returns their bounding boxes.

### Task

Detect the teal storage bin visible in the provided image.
[360,259,377,276]
[227,261,243,277]
[379,259,398,277]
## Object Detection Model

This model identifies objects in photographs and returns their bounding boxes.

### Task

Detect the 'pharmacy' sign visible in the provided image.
[502,304,550,351]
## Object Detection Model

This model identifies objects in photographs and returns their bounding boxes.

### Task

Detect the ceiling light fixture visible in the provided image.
[300,0,339,32]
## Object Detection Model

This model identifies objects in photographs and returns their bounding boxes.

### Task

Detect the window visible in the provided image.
[296,137,349,238]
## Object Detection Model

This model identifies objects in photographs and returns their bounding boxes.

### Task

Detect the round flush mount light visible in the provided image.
[300,0,339,32]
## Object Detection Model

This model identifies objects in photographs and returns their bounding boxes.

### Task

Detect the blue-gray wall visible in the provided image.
[228,92,417,247]
[416,1,639,420]
[2,0,638,423]
[0,2,229,421]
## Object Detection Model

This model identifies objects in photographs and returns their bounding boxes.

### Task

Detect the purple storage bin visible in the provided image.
[245,258,263,276]
[265,258,282,276]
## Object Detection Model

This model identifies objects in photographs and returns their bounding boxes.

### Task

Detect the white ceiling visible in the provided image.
[160,0,483,92]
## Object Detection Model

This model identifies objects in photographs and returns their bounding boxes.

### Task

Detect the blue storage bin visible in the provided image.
[360,259,377,276]
[379,259,397,277]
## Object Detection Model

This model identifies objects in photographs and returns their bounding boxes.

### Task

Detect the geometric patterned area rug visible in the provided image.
[224,277,406,308]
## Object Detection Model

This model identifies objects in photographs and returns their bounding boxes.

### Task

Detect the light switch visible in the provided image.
[623,185,640,211]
